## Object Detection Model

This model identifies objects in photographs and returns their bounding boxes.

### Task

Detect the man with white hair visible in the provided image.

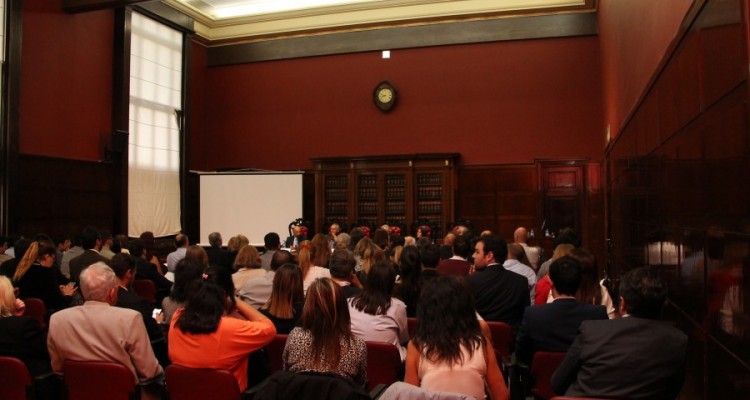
[47,262,163,383]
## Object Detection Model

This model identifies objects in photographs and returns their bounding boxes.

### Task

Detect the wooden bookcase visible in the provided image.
[312,154,458,237]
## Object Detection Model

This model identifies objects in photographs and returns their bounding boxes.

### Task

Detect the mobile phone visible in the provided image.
[152,308,162,319]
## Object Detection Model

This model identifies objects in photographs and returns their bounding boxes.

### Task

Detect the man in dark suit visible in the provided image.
[205,232,232,270]
[467,235,529,328]
[110,254,164,343]
[514,256,608,366]
[284,225,306,249]
[68,226,109,283]
[551,267,688,399]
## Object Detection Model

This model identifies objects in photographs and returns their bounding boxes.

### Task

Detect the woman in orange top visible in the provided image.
[168,266,277,390]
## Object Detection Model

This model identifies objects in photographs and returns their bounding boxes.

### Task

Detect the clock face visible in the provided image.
[373,81,397,112]
[378,88,393,103]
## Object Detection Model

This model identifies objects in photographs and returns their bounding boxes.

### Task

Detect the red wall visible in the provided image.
[598,0,692,138]
[20,1,114,161]
[189,40,208,171]
[193,36,604,171]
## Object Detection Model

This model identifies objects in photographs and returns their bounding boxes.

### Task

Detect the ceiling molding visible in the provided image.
[207,11,597,66]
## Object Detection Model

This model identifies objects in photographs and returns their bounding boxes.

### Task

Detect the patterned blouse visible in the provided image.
[282,327,368,386]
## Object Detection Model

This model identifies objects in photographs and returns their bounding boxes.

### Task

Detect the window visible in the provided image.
[128,12,183,237]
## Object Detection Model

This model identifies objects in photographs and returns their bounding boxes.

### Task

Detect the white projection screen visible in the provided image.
[199,172,303,246]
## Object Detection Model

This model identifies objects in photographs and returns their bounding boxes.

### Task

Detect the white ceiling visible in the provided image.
[164,0,595,42]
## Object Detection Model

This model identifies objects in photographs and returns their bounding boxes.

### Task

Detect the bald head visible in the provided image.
[514,227,528,243]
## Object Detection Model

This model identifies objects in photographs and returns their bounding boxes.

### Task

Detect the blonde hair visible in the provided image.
[0,276,17,317]
[233,245,261,270]
[297,240,313,278]
[354,237,384,274]
[13,241,54,282]
[552,244,575,260]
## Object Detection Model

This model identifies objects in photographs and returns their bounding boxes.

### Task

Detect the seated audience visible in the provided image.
[226,235,249,267]
[238,250,293,308]
[162,258,205,325]
[334,232,351,251]
[283,278,367,386]
[393,245,421,317]
[166,233,189,273]
[0,276,51,376]
[405,276,508,400]
[139,231,164,276]
[348,260,409,360]
[353,237,384,285]
[514,256,607,366]
[298,241,331,294]
[260,232,281,271]
[436,235,472,276]
[1,239,33,280]
[284,225,307,250]
[551,267,688,399]
[467,235,529,327]
[232,245,265,292]
[309,233,332,270]
[110,254,165,343]
[69,226,109,283]
[129,239,172,298]
[329,249,362,298]
[569,248,616,318]
[206,232,232,271]
[169,266,276,391]
[505,243,537,304]
[534,244,575,305]
[259,264,304,334]
[419,244,442,282]
[14,241,76,313]
[48,263,163,382]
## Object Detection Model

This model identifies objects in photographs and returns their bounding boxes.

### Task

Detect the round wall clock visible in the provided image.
[373,81,397,112]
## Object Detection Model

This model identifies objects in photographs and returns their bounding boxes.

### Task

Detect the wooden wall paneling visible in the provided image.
[699,23,746,110]
[674,33,702,131]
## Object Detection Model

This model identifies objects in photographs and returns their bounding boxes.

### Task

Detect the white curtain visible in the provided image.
[128,12,183,237]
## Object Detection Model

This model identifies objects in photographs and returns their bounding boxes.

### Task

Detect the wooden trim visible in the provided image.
[62,0,148,13]
[208,12,597,66]
[1,0,22,234]
[111,8,131,235]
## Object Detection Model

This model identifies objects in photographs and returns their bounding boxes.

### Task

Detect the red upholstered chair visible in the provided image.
[530,351,567,400]
[486,321,513,363]
[64,360,137,400]
[132,279,158,305]
[22,297,48,330]
[166,364,241,400]
[550,397,614,400]
[0,356,32,400]
[365,341,403,391]
[265,334,288,374]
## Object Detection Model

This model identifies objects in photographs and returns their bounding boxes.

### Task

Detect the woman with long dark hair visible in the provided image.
[169,266,276,391]
[392,245,421,317]
[283,278,367,386]
[568,248,616,318]
[259,264,304,334]
[348,260,408,360]
[14,241,76,313]
[161,257,204,324]
[405,276,508,400]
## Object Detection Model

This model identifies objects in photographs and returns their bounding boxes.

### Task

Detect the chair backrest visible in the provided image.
[486,321,513,362]
[0,356,32,400]
[530,351,567,400]
[166,364,241,400]
[245,371,370,400]
[23,297,48,329]
[365,341,402,391]
[132,279,157,305]
[64,359,136,400]
[266,334,288,373]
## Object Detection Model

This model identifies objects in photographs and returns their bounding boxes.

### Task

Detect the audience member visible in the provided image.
[326,223,341,245]
[329,249,362,298]
[48,263,163,382]
[505,243,537,304]
[419,244,442,282]
[298,241,331,294]
[349,260,409,360]
[466,235,529,327]
[59,236,83,279]
[238,250,293,308]
[534,243,575,305]
[162,257,205,325]
[353,237,384,285]
[226,235,249,266]
[349,227,365,251]
[206,232,232,271]
[52,234,71,270]
[185,244,210,269]
[129,239,173,297]
[260,232,281,271]
[110,254,165,343]
[436,234,472,276]
[405,276,508,400]
[334,232,351,251]
[283,278,367,386]
[514,256,607,366]
[69,226,109,283]
[0,275,51,376]
[0,236,11,265]
[1,238,32,280]
[310,233,332,269]
[569,248,616,318]
[393,245,421,318]
[139,231,165,276]
[115,234,130,255]
[232,245,265,292]
[14,241,76,313]
[514,227,542,271]
[99,230,116,260]
[166,233,189,273]
[551,267,688,399]
[169,266,276,391]
[259,264,304,334]
[373,228,390,251]
[537,228,580,280]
